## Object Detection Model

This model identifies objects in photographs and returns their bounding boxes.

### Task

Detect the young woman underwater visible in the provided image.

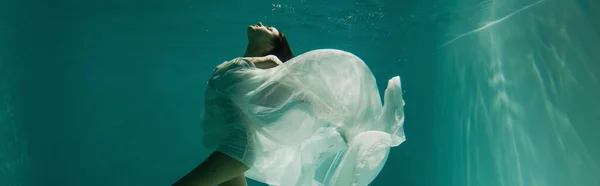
[174,22,406,186]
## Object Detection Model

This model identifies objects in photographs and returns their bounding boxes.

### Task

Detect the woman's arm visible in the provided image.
[242,55,282,69]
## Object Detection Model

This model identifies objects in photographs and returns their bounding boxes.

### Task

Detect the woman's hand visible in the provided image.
[265,55,283,65]
[243,55,282,69]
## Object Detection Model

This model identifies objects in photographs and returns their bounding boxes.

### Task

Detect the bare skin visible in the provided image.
[172,22,282,186]
[173,152,249,186]
[243,22,283,69]
[242,55,282,69]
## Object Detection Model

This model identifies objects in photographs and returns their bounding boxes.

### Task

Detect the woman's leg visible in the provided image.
[219,175,248,186]
[173,151,249,186]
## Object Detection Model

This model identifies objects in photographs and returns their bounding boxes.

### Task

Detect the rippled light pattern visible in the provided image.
[441,0,600,185]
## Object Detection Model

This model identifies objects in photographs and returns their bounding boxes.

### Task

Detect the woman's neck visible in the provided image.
[243,44,265,57]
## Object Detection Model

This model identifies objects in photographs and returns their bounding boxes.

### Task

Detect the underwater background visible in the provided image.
[1,0,599,185]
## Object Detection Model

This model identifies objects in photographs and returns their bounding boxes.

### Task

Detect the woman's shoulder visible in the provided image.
[208,57,260,92]
[213,57,257,75]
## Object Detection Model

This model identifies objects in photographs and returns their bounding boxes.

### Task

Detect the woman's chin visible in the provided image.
[248,26,258,33]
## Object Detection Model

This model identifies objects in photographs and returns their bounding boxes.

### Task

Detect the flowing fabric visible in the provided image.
[202,49,406,186]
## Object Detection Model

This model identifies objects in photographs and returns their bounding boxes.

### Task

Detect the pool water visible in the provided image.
[1,0,599,185]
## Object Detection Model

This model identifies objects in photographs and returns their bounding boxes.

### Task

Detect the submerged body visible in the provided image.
[173,22,405,186]
[203,49,406,185]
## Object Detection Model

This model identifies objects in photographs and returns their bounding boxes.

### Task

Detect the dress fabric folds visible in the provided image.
[202,49,406,186]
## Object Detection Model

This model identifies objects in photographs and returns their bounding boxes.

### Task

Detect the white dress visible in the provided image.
[202,49,406,186]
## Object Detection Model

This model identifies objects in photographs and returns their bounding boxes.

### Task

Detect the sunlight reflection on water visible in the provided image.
[441,0,600,185]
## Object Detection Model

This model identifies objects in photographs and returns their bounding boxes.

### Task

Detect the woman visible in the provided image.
[174,22,406,186]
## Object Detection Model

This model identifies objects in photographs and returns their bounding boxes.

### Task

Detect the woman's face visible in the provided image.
[247,22,280,50]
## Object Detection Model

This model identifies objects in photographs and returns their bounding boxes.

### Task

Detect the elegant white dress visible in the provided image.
[202,49,406,186]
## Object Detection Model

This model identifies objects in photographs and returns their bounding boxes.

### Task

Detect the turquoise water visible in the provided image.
[1,0,599,185]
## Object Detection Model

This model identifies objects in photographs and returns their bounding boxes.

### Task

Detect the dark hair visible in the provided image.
[266,32,295,62]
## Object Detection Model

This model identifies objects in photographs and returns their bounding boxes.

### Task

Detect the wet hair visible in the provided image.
[266,32,295,62]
